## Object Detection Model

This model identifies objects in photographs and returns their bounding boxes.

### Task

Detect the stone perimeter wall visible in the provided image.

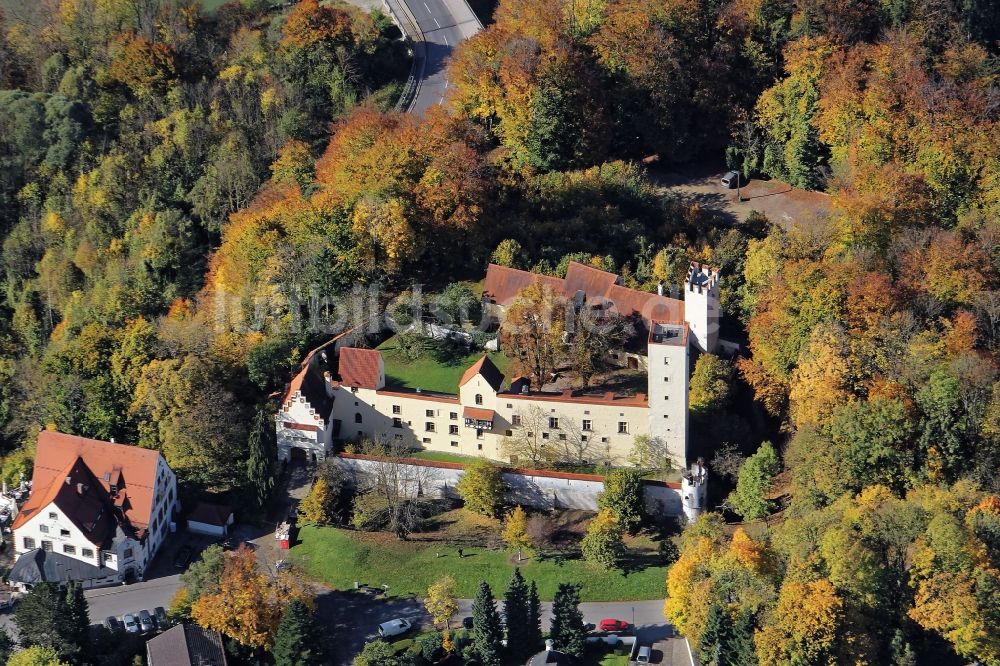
[334,453,683,516]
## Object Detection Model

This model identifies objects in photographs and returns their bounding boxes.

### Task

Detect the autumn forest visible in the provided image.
[1,0,1000,663]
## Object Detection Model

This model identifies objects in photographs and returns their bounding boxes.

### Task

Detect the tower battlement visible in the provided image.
[683,262,720,354]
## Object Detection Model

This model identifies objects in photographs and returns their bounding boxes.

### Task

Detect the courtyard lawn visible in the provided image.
[289,524,668,602]
[377,335,509,394]
[406,450,502,465]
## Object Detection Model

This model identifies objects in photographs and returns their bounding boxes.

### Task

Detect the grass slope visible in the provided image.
[377,336,510,394]
[291,524,667,602]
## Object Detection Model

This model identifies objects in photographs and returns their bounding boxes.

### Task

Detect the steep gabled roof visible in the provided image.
[460,355,505,391]
[482,264,565,306]
[13,431,162,533]
[338,347,383,389]
[563,262,620,300]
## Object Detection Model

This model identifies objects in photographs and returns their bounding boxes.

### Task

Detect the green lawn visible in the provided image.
[290,524,668,602]
[377,335,510,394]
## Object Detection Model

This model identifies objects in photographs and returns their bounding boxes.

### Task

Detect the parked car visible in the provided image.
[138,609,155,633]
[104,616,121,632]
[121,613,140,634]
[721,170,740,188]
[378,618,412,638]
[173,545,193,569]
[154,606,169,628]
[599,618,630,633]
[636,646,651,664]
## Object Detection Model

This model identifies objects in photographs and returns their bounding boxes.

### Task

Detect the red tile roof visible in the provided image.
[459,355,505,391]
[564,262,620,300]
[338,347,383,389]
[482,264,565,305]
[463,407,496,421]
[13,431,163,534]
[483,262,684,327]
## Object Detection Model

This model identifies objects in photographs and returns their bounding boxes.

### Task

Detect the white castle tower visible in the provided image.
[681,458,708,523]
[683,262,720,354]
[646,322,690,470]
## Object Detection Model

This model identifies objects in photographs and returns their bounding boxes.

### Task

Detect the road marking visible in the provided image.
[423,2,430,12]
[443,34,449,46]
[434,17,441,28]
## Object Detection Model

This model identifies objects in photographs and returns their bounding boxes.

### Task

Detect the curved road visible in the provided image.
[388,0,482,114]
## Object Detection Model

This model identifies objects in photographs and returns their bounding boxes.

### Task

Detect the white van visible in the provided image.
[378,618,412,638]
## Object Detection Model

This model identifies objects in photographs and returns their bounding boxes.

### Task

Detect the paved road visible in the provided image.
[323,592,674,665]
[396,0,482,115]
[84,575,181,624]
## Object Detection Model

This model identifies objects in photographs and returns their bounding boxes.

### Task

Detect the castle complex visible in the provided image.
[276,261,721,483]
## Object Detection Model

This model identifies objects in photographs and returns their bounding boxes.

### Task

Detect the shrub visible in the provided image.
[597,469,646,533]
[456,459,505,517]
[728,441,780,520]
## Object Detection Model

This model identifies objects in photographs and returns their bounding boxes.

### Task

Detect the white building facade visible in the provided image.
[11,431,179,589]
[276,261,722,475]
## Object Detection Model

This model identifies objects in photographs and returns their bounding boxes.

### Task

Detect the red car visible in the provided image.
[599,619,630,633]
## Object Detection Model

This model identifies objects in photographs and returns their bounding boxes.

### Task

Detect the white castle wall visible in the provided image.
[334,454,684,516]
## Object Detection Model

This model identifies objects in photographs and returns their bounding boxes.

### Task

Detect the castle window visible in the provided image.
[392,405,401,414]
[558,434,566,441]
[63,544,76,555]
[82,548,94,559]
[104,552,113,563]
[601,437,609,443]
[542,432,549,440]
[39,525,48,534]
[425,422,436,432]
[478,443,483,450]
[475,394,483,405]
[450,412,458,420]
[392,418,402,428]
[355,413,362,424]
[582,435,588,442]
[423,437,431,444]
[351,387,358,393]
[663,358,669,365]
[23,537,34,550]
[60,529,70,537]
[505,430,513,436]
[512,415,522,426]
[394,434,403,441]
[449,425,459,435]
[582,420,592,431]
[548,417,559,429]
[425,409,435,418]
[617,422,629,434]
[48,512,57,520]
[477,430,485,440]
[451,441,459,447]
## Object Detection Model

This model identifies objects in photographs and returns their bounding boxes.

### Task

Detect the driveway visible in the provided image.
[649,163,831,228]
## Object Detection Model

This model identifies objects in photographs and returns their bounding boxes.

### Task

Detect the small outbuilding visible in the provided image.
[147,624,227,666]
[186,502,234,537]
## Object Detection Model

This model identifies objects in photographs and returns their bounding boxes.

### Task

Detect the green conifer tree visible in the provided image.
[273,599,325,666]
[503,569,530,658]
[471,581,503,666]
[549,583,586,657]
